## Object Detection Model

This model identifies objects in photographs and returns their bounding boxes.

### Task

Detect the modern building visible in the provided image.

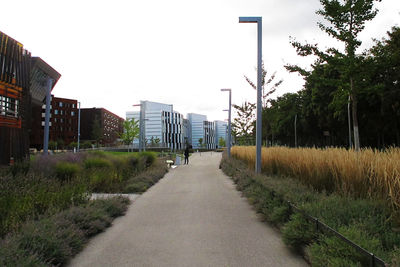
[215,120,228,148]
[80,108,124,146]
[215,121,228,147]
[30,96,78,149]
[187,113,216,149]
[0,31,61,164]
[126,100,185,150]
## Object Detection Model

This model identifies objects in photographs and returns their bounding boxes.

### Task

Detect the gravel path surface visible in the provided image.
[69,152,307,267]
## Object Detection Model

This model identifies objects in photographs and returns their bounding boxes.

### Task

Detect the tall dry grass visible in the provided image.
[231,146,400,207]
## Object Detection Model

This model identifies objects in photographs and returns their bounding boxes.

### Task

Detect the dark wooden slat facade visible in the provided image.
[0,31,31,165]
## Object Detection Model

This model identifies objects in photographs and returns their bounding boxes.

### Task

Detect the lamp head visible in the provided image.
[239,17,262,23]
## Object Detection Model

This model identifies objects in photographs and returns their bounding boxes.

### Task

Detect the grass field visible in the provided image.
[231,146,400,208]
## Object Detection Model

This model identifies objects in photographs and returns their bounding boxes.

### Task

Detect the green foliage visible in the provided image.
[82,141,93,149]
[220,154,399,264]
[84,157,112,169]
[48,140,57,150]
[139,151,156,168]
[282,213,317,250]
[307,224,384,266]
[0,197,130,266]
[218,137,226,147]
[55,162,80,181]
[232,102,256,145]
[121,118,139,145]
[91,115,102,144]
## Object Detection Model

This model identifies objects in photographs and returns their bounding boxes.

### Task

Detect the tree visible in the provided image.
[218,137,226,148]
[91,115,102,146]
[198,138,204,148]
[121,118,140,149]
[286,0,379,151]
[244,61,283,107]
[232,102,256,145]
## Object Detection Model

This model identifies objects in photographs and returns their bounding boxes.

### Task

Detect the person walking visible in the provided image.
[184,146,190,165]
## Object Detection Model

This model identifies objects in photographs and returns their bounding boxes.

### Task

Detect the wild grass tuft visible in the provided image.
[231,146,400,207]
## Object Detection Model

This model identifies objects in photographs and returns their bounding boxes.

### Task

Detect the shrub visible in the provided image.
[55,162,80,181]
[139,151,156,168]
[307,224,385,266]
[89,196,130,218]
[0,237,46,266]
[125,182,149,193]
[282,213,317,250]
[56,206,111,237]
[16,218,84,266]
[0,196,130,266]
[84,157,112,169]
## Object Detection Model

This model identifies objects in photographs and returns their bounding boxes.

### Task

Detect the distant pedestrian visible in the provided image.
[184,146,190,164]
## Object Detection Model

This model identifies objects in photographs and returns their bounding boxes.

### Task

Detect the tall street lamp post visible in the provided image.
[239,16,263,173]
[43,78,53,155]
[221,89,232,158]
[77,102,81,152]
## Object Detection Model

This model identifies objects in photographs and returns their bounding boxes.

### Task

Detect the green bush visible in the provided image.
[220,153,400,264]
[55,161,80,181]
[16,218,84,266]
[0,237,46,267]
[0,196,130,266]
[139,151,156,168]
[56,206,111,237]
[307,224,385,266]
[125,182,149,193]
[282,213,317,250]
[89,196,130,218]
[84,157,112,169]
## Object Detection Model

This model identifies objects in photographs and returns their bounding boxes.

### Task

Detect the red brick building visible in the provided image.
[80,108,124,146]
[30,96,78,149]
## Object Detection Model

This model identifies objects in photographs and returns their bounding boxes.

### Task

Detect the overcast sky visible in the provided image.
[2,0,399,121]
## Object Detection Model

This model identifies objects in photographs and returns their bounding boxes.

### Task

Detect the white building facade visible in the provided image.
[126,101,184,150]
[126,101,221,150]
[215,120,228,148]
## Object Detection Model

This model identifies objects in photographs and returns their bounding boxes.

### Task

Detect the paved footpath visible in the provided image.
[69,152,307,267]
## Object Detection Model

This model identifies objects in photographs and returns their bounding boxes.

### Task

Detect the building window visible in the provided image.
[59,102,63,107]
[54,109,58,115]
[0,95,19,118]
[71,111,75,116]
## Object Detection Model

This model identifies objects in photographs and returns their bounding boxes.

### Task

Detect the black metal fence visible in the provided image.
[285,199,387,267]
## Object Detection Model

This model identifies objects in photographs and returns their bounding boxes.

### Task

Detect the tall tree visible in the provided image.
[232,102,256,145]
[244,61,283,108]
[91,115,102,146]
[286,0,379,151]
[121,118,140,148]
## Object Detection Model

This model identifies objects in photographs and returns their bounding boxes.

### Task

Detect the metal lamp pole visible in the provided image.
[221,89,232,158]
[43,78,53,155]
[77,101,81,151]
[239,16,263,173]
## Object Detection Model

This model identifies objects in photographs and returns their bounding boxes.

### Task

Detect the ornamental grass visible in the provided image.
[231,146,400,208]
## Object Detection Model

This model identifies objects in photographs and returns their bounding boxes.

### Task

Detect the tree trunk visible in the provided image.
[350,79,360,151]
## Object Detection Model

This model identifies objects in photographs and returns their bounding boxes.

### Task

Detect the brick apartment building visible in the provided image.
[30,95,78,149]
[80,108,124,146]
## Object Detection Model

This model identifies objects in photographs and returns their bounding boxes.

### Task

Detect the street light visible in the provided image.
[43,78,53,155]
[221,89,232,158]
[77,101,81,152]
[239,16,262,173]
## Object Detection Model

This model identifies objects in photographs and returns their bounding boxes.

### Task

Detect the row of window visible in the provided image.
[0,95,19,118]
[54,109,75,116]
[57,102,76,108]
